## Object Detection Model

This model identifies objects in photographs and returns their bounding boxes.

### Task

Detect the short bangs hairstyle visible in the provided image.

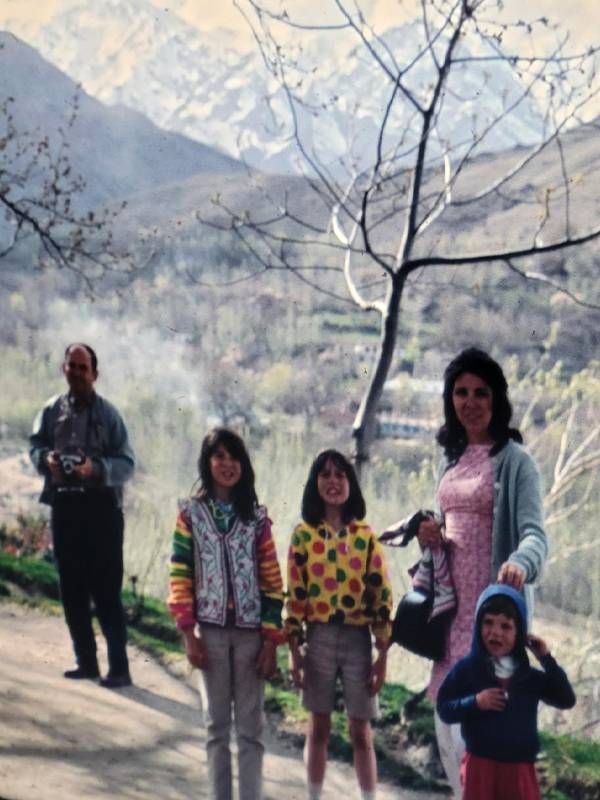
[301,449,366,527]
[196,427,257,522]
[437,347,522,461]
[477,593,526,653]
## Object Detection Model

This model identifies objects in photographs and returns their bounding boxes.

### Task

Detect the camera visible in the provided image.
[58,450,85,476]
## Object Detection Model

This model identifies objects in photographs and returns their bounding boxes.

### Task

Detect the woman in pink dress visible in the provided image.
[418,349,548,798]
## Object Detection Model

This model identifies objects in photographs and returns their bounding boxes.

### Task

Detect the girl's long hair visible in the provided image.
[196,428,258,522]
[301,449,366,527]
[436,347,522,462]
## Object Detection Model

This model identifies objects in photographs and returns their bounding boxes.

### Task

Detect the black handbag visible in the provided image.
[382,509,454,661]
[391,589,451,661]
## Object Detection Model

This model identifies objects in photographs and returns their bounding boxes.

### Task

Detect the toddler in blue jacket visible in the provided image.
[437,584,575,800]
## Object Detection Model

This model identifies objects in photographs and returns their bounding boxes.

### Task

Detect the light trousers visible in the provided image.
[434,710,465,799]
[200,624,264,800]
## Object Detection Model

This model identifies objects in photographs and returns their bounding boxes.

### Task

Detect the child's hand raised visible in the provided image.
[526,633,549,661]
[476,687,507,711]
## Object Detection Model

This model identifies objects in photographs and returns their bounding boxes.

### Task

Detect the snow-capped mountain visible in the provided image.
[0,30,244,213]
[2,0,546,175]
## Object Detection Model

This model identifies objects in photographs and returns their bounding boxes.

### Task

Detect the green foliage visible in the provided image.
[0,551,180,648]
[264,683,308,721]
[127,627,181,657]
[122,589,181,645]
[540,732,600,780]
[378,682,413,722]
[0,550,60,599]
[539,733,600,800]
[328,710,355,761]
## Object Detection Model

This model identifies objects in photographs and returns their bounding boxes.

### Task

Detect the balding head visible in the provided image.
[62,344,98,400]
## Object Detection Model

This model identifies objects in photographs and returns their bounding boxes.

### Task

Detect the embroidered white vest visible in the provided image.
[186,498,265,628]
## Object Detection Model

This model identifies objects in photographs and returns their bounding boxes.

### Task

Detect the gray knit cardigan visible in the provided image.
[438,439,548,625]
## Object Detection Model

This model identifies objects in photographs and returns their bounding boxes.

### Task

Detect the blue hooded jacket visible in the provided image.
[436,584,575,763]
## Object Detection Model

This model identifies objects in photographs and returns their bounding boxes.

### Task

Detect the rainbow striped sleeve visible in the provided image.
[256,516,286,644]
[167,508,196,630]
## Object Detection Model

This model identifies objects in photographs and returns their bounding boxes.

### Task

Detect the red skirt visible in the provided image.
[461,752,541,800]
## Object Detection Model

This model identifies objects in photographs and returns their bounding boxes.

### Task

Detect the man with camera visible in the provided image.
[30,343,135,688]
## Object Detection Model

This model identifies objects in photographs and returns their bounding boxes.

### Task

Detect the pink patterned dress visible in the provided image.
[428,444,494,701]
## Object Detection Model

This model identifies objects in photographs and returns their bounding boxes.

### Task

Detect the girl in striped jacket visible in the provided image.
[168,427,285,800]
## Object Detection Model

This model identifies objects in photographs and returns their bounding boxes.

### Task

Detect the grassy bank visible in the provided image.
[1,551,599,798]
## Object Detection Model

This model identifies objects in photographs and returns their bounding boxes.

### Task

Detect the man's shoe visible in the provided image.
[64,666,100,680]
[100,672,132,689]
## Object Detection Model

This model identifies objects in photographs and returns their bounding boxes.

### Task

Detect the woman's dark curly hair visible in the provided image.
[301,449,366,527]
[196,428,258,522]
[437,347,522,462]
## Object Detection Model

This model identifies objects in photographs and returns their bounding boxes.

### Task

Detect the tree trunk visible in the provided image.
[352,272,405,476]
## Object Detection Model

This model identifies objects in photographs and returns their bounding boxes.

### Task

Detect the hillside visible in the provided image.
[108,116,600,268]
[0,30,244,215]
[1,0,547,174]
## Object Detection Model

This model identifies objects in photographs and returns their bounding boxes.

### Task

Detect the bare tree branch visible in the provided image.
[210,0,600,465]
[503,259,600,311]
[0,93,129,287]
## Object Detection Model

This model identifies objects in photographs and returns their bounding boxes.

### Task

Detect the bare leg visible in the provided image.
[304,712,331,791]
[349,717,376,793]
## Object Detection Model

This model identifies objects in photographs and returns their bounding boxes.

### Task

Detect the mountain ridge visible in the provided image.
[0,29,245,214]
[1,0,548,175]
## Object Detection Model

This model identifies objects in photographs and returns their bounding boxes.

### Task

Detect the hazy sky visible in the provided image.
[2,0,597,52]
[196,0,597,44]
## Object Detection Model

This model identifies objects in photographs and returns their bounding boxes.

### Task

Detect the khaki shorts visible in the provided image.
[302,623,378,720]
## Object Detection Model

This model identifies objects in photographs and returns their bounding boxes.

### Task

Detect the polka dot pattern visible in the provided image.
[294,551,308,567]
[284,519,394,643]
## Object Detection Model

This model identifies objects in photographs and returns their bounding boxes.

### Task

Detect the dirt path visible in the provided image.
[0,603,441,800]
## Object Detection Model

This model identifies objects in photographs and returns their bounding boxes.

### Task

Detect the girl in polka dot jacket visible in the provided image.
[286,449,393,800]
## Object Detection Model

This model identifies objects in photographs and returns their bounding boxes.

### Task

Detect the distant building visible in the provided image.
[376,414,438,440]
[376,370,443,440]
[382,374,443,399]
